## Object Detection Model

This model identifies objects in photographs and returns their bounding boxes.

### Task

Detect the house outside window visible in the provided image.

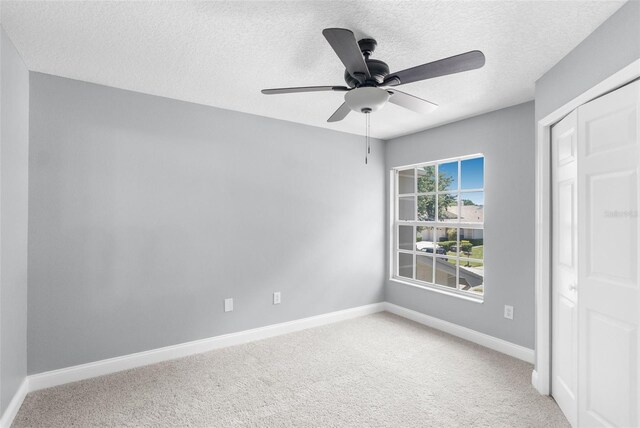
[393,154,485,298]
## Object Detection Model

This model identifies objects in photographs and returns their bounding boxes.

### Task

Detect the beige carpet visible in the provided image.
[13,312,568,427]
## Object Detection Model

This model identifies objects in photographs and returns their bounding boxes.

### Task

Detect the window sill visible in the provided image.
[388,277,484,304]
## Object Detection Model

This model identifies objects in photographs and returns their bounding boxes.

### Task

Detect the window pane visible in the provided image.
[461,157,484,190]
[435,227,458,257]
[460,192,484,222]
[398,226,414,251]
[416,226,436,253]
[438,161,458,191]
[398,252,413,279]
[459,228,483,259]
[416,226,433,243]
[398,169,415,194]
[417,165,436,193]
[416,255,434,283]
[398,196,415,220]
[417,195,435,221]
[459,260,484,295]
[434,257,457,288]
[438,193,458,221]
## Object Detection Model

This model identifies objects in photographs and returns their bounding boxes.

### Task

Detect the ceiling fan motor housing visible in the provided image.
[344,59,390,86]
[343,38,390,87]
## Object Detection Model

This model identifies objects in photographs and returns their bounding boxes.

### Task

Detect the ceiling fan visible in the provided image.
[261,28,486,122]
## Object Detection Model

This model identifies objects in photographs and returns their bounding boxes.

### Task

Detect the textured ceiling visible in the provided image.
[0,0,626,139]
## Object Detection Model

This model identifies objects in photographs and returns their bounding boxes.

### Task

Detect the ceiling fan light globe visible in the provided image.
[344,87,390,113]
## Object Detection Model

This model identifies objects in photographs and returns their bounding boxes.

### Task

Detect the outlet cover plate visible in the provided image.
[224,298,233,312]
[504,305,514,320]
[273,292,281,305]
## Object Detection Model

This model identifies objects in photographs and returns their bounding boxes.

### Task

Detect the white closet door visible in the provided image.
[552,110,578,427]
[577,79,640,427]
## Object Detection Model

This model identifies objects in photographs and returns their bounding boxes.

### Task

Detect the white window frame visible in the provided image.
[390,153,485,302]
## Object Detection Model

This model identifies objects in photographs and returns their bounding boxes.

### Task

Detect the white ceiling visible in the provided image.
[0,0,626,139]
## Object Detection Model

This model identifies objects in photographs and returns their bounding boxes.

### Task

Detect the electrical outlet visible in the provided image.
[504,305,514,320]
[273,292,281,305]
[224,298,233,312]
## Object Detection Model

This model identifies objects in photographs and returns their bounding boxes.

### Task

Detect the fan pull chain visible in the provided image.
[365,112,368,164]
[367,112,371,154]
[364,109,371,165]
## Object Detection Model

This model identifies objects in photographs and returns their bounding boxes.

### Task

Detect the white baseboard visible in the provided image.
[21,301,534,403]
[28,302,386,392]
[0,378,28,428]
[384,302,535,364]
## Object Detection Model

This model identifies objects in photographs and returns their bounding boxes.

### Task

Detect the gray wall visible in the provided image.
[535,0,640,120]
[28,73,385,374]
[0,27,29,415]
[385,102,535,349]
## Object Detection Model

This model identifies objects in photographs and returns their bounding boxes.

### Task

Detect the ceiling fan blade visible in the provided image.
[383,50,485,86]
[262,85,349,95]
[322,28,371,79]
[327,103,351,122]
[387,89,438,114]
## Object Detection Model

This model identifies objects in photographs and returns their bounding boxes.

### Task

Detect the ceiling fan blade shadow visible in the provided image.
[383,50,485,86]
[387,89,438,114]
[322,28,370,80]
[261,86,349,95]
[327,103,351,122]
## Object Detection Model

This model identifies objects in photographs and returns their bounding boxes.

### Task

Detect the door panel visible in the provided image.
[586,310,636,427]
[587,170,637,287]
[578,79,640,427]
[552,110,578,427]
[584,106,638,156]
[556,295,577,393]
[558,180,575,268]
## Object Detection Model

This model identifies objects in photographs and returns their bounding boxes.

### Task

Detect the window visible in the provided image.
[393,155,484,298]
